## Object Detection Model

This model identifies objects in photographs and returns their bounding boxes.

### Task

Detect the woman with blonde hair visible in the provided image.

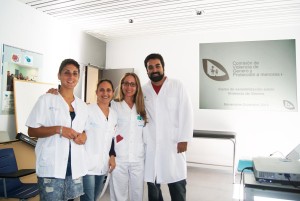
[110,72,147,201]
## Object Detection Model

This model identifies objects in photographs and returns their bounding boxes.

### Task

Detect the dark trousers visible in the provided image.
[147,179,187,201]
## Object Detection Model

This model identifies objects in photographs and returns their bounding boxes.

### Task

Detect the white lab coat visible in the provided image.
[26,93,88,179]
[109,100,145,201]
[85,103,117,175]
[142,78,193,184]
[110,100,145,162]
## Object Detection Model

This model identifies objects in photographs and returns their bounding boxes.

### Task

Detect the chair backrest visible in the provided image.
[0,148,18,173]
[0,148,23,195]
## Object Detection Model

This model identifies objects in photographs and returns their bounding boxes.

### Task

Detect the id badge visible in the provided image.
[137,115,144,127]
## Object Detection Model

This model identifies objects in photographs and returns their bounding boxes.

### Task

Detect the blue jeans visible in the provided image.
[38,176,83,201]
[147,179,186,201]
[80,175,105,201]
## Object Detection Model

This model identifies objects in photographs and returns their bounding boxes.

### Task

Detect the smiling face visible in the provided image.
[58,64,79,90]
[96,81,114,105]
[121,75,137,99]
[146,58,165,83]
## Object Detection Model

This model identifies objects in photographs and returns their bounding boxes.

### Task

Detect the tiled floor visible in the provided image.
[99,166,240,201]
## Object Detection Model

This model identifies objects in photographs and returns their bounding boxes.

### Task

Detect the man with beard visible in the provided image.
[142,53,193,201]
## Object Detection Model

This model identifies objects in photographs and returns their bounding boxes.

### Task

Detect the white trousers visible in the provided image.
[110,160,144,201]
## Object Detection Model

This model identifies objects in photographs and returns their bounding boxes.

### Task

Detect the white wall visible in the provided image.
[0,0,106,140]
[106,26,300,166]
[1,0,299,167]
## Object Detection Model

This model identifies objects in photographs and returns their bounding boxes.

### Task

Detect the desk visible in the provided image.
[243,173,300,200]
[192,130,237,183]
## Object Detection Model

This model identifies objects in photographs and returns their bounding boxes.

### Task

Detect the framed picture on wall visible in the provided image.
[199,39,297,112]
[0,44,43,115]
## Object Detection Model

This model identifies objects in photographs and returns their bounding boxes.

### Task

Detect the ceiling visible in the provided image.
[17,0,300,41]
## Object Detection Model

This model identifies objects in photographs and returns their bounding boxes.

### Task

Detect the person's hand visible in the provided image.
[177,142,188,153]
[47,88,59,94]
[108,156,116,173]
[60,126,79,140]
[73,131,86,145]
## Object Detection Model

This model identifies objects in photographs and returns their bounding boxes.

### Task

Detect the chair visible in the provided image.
[0,148,39,200]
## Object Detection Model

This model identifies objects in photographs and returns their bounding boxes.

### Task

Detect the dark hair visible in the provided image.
[96,79,114,92]
[58,59,80,74]
[144,53,165,69]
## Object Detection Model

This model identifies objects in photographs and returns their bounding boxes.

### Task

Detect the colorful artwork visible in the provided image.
[0,44,43,115]
[11,54,21,63]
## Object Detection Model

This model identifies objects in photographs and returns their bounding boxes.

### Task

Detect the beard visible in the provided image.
[149,72,164,82]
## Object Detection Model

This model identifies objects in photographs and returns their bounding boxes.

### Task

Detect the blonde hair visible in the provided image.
[114,72,148,125]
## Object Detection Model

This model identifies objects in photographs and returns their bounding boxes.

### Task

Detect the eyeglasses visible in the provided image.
[122,82,136,87]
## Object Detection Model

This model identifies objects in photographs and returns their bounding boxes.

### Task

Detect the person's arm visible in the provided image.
[28,126,80,139]
[108,155,116,173]
[47,88,59,94]
[177,81,193,153]
[44,88,86,143]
